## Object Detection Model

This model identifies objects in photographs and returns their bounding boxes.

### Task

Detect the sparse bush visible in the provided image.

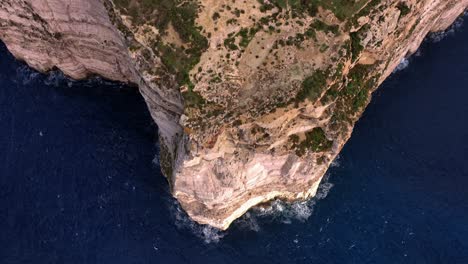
[295,69,329,102]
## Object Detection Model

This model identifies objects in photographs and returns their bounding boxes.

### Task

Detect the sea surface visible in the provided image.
[1,16,468,264]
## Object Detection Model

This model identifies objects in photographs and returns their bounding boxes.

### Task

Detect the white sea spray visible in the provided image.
[242,174,335,227]
[15,65,40,85]
[155,148,227,244]
[168,174,335,243]
[394,58,410,72]
[43,71,67,87]
[164,7,468,245]
[170,200,226,244]
[236,212,261,232]
[393,12,466,74]
[152,145,161,167]
[331,155,341,168]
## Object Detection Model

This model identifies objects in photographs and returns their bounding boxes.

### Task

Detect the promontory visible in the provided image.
[1,0,466,230]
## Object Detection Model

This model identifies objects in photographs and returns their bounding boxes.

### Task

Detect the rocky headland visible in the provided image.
[1,0,466,230]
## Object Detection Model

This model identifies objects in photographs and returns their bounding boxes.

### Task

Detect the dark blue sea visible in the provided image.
[1,17,468,264]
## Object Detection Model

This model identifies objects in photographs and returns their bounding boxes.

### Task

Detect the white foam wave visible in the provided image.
[170,200,226,244]
[330,155,341,168]
[316,181,334,200]
[236,212,261,232]
[394,58,410,73]
[44,71,67,87]
[15,66,82,88]
[15,65,40,85]
[250,200,313,225]
[152,145,161,168]
[82,76,123,89]
[392,12,466,74]
[414,50,423,57]
[169,175,334,243]
[246,174,334,225]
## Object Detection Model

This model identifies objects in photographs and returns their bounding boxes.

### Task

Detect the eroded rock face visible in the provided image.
[0,0,135,81]
[0,0,184,175]
[1,0,466,230]
[173,0,468,230]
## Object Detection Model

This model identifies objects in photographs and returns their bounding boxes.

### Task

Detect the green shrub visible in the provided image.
[293,127,333,156]
[311,19,339,35]
[295,70,329,102]
[397,2,411,17]
[212,12,220,21]
[113,0,209,108]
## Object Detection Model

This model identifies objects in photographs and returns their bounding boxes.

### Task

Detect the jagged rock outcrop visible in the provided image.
[1,0,466,230]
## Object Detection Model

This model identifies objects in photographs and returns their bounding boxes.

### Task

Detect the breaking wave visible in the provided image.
[43,71,69,87]
[394,58,410,73]
[158,143,226,244]
[155,143,225,244]
[15,63,127,90]
[168,174,334,243]
[169,200,226,244]
[15,65,40,85]
[152,145,161,168]
[243,174,334,228]
[392,12,466,74]
[331,155,341,168]
[239,158,339,231]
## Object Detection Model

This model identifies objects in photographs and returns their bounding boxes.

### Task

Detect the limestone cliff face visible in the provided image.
[0,0,466,230]
[0,0,184,174]
[0,0,134,81]
[172,0,468,230]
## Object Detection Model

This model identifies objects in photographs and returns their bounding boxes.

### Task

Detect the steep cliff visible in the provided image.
[0,0,466,230]
[0,0,184,175]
